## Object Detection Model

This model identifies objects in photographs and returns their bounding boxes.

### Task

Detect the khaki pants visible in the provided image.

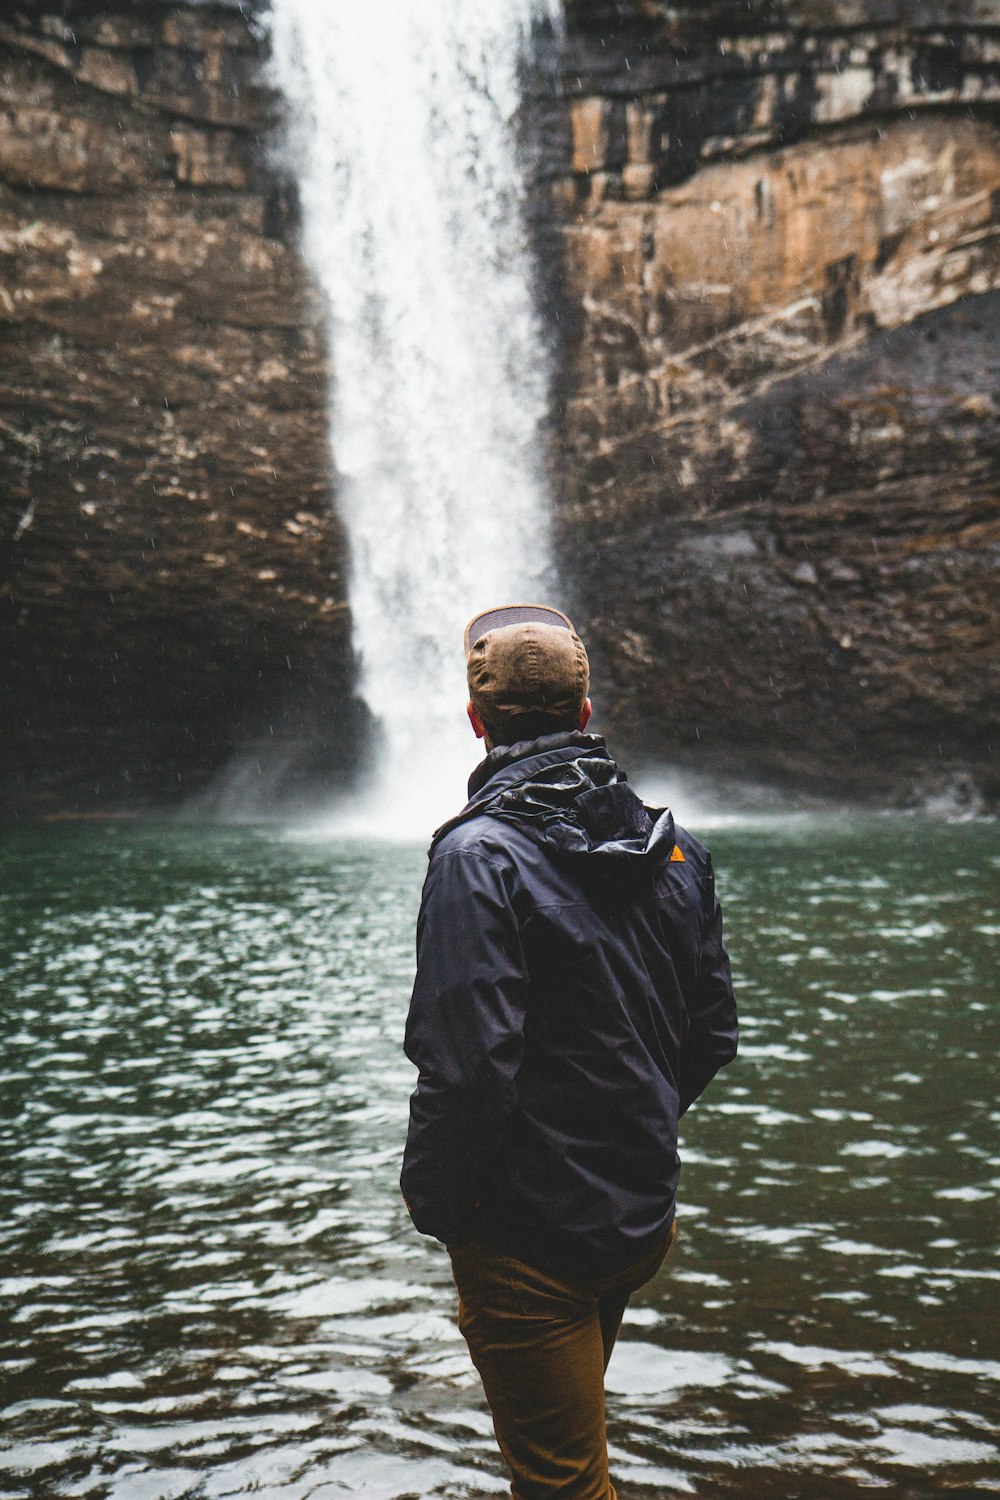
[449,1224,675,1500]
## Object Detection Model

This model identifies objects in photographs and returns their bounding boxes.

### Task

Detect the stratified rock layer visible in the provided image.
[0,3,360,815]
[2,0,998,812]
[537,0,1000,804]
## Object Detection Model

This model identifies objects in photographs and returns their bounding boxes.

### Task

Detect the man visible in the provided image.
[401,604,738,1499]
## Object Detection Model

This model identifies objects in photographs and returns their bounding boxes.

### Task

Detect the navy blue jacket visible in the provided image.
[401,732,737,1277]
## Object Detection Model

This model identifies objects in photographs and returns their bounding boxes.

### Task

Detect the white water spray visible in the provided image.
[267,0,559,834]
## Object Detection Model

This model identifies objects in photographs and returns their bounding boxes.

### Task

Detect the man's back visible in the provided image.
[402,605,736,1499]
[402,731,737,1277]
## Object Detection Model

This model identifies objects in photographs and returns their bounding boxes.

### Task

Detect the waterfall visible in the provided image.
[267,0,559,834]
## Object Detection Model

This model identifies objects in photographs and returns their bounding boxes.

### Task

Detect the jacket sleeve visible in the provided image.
[678,855,738,1116]
[400,846,529,1244]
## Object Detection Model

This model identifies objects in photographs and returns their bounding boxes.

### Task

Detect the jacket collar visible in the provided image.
[429,733,611,851]
[467,731,609,799]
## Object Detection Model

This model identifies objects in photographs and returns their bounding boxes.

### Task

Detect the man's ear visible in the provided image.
[578,698,593,732]
[467,701,487,740]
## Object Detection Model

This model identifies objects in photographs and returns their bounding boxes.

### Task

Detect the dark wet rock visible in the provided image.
[530,0,1000,806]
[0,3,365,816]
[1,0,998,814]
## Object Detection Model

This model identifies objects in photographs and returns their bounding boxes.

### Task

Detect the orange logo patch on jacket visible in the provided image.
[669,844,685,862]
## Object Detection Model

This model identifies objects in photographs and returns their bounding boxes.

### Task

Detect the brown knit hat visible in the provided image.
[465,604,590,727]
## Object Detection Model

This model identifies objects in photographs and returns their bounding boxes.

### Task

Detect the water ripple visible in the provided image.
[1,818,997,1497]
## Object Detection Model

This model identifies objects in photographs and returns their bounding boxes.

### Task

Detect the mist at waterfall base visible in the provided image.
[266,0,561,837]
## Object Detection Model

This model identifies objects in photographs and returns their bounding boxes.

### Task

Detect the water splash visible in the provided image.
[267,0,559,834]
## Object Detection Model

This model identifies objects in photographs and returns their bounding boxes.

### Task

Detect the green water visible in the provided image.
[1,816,997,1499]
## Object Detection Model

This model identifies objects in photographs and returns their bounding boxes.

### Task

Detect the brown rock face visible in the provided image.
[0,3,363,816]
[535,0,1000,806]
[2,0,998,814]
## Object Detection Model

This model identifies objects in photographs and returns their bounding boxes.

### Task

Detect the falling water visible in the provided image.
[267,0,559,833]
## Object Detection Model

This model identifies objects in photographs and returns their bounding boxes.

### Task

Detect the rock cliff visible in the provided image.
[2,0,998,813]
[0,1,362,816]
[536,0,1000,805]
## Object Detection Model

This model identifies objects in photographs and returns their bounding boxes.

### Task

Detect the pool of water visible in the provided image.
[1,815,997,1498]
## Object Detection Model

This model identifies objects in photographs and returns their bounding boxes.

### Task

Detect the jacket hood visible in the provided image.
[433,732,676,874]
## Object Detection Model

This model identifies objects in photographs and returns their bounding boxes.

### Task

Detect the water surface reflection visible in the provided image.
[1,819,997,1497]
